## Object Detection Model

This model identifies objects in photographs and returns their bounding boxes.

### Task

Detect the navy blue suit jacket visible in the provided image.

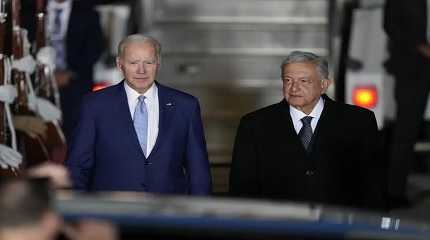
[66,82,212,195]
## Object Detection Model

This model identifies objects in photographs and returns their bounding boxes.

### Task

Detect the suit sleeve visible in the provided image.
[358,111,387,210]
[67,7,104,80]
[82,9,104,67]
[65,96,96,190]
[185,99,212,195]
[229,115,260,197]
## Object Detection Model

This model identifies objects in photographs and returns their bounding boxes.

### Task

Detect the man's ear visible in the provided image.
[116,57,123,71]
[321,78,332,93]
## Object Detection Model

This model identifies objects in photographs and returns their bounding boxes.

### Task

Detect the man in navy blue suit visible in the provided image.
[66,34,212,195]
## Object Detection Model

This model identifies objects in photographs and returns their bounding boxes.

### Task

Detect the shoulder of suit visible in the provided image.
[71,1,97,11]
[70,1,100,18]
[157,83,199,103]
[328,99,375,118]
[82,83,120,104]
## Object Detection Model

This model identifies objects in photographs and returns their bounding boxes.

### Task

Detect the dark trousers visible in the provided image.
[388,53,430,197]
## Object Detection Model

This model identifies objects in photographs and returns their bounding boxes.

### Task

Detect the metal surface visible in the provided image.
[56,191,430,239]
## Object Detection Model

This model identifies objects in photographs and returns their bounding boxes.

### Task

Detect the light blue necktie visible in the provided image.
[134,96,148,156]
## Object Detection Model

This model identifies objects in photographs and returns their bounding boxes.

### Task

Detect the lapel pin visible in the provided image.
[166,102,173,106]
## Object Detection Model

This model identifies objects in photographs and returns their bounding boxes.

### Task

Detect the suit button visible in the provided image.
[305,170,315,176]
[141,183,147,190]
[144,161,152,166]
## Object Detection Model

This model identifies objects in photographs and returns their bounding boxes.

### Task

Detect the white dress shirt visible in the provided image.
[290,97,324,134]
[124,82,159,156]
[47,0,72,40]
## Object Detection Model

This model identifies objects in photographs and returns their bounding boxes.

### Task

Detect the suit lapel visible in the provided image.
[147,83,176,159]
[309,95,336,155]
[114,81,146,158]
[279,100,308,155]
[65,2,76,43]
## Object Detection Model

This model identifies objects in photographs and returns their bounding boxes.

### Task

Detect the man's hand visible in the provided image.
[13,115,48,139]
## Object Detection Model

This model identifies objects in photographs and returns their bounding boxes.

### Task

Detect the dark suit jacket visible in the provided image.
[22,0,103,89]
[22,1,104,139]
[384,0,427,68]
[229,95,385,210]
[66,82,212,195]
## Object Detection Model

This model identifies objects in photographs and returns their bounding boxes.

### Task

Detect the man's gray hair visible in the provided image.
[117,34,162,63]
[281,51,329,79]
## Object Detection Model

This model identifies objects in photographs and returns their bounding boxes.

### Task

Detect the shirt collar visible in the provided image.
[48,0,72,11]
[290,97,324,122]
[124,81,158,104]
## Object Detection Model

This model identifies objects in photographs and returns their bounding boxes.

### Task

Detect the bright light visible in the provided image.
[92,82,110,92]
[352,85,378,109]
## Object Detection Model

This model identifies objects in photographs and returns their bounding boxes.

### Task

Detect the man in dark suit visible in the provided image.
[66,34,212,194]
[229,51,385,210]
[22,0,104,141]
[384,0,430,204]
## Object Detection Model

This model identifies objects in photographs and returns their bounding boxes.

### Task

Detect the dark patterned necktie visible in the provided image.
[299,116,313,149]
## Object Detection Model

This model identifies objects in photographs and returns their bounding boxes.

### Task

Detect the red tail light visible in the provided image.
[92,82,110,92]
[352,85,378,109]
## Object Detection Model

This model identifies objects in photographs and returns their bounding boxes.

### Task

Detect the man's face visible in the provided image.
[116,41,159,94]
[282,62,331,114]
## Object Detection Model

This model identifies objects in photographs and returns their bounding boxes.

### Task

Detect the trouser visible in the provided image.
[388,55,430,197]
